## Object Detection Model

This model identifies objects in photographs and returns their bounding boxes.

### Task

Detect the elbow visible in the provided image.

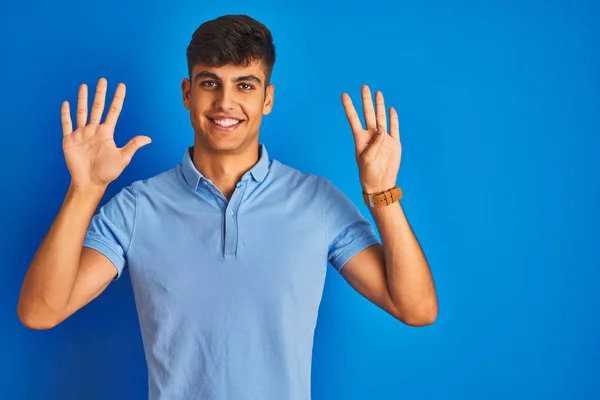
[394,301,438,327]
[16,301,59,331]
[18,310,58,331]
[403,311,437,327]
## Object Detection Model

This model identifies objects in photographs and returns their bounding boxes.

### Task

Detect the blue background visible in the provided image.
[2,1,599,399]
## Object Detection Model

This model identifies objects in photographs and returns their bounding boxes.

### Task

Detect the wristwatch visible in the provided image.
[363,186,403,208]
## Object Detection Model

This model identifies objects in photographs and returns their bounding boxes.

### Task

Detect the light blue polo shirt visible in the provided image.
[83,143,379,400]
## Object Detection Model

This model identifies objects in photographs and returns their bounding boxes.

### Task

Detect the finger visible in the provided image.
[390,107,400,141]
[104,83,126,127]
[76,84,88,129]
[341,93,364,140]
[120,135,152,165]
[89,78,107,125]
[361,85,377,131]
[375,91,387,133]
[61,101,73,136]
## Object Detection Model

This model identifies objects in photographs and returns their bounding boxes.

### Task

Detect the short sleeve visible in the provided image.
[319,176,380,272]
[83,184,137,280]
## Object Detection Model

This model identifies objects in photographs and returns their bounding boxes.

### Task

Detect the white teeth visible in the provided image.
[212,118,240,127]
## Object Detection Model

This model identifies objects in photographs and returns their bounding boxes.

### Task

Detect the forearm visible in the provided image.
[369,200,437,324]
[17,184,106,326]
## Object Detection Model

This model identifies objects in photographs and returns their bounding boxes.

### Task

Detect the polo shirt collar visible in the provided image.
[181,144,270,191]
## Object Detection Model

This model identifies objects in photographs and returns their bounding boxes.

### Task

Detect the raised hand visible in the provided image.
[61,78,151,190]
[341,85,401,194]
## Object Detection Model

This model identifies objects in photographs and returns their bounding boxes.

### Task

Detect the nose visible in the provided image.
[213,85,235,111]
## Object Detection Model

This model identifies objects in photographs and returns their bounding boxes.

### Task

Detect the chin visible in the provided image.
[197,133,247,153]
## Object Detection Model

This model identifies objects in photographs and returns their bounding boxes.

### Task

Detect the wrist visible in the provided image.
[361,185,395,194]
[362,185,403,208]
[68,182,108,197]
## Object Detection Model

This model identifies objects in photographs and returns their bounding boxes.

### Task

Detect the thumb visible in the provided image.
[121,135,152,165]
[361,128,385,161]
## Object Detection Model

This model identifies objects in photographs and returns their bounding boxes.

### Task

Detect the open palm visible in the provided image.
[61,78,151,189]
[341,85,401,193]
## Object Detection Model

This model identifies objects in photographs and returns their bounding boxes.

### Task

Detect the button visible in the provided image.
[228,210,234,216]
[203,181,208,185]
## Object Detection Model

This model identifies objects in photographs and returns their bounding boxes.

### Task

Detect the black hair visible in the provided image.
[186,15,276,87]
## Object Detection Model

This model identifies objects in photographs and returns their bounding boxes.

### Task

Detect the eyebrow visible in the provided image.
[193,71,263,87]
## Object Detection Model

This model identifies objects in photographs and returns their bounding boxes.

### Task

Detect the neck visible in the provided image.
[191,140,260,200]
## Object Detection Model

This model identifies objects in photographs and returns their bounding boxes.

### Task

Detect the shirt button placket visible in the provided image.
[224,181,247,258]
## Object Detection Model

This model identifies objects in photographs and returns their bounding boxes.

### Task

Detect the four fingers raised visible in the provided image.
[342,85,400,141]
[62,78,128,134]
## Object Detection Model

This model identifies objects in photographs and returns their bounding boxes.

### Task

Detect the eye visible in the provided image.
[200,81,218,87]
[239,83,254,91]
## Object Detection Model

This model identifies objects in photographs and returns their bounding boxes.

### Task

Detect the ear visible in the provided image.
[262,84,275,115]
[182,78,191,110]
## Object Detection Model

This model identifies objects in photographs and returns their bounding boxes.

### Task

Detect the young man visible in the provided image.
[17,14,437,400]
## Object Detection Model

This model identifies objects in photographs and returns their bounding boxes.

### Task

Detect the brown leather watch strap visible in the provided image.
[363,186,403,208]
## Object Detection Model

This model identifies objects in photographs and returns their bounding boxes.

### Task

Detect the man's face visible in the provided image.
[182,60,274,154]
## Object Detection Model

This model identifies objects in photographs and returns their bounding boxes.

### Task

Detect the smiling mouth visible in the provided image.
[207,117,245,131]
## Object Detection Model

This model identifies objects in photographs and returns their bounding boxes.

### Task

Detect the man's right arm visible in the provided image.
[17,77,151,330]
[16,184,117,330]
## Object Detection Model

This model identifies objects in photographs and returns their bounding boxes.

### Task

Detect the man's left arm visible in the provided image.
[341,201,437,327]
[338,85,438,326]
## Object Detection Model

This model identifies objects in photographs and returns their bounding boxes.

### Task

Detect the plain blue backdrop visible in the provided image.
[2,0,599,399]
